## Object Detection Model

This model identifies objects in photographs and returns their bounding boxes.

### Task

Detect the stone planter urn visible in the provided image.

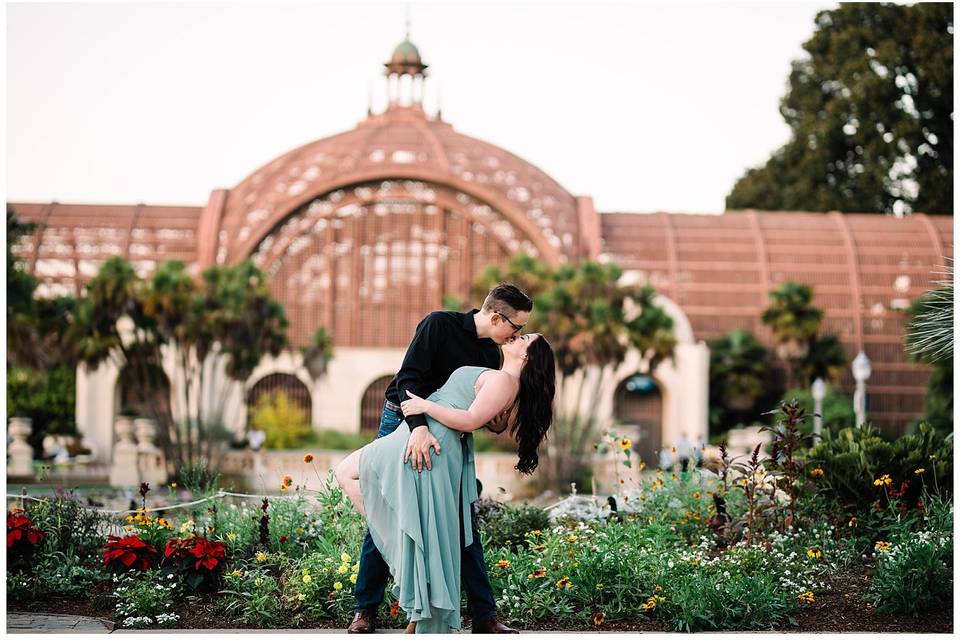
[8,417,34,477]
[109,416,141,487]
[134,418,168,487]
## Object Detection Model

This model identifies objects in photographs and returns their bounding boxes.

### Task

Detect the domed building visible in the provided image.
[9,37,952,468]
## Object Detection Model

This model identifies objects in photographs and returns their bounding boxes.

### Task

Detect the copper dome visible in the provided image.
[211,105,581,267]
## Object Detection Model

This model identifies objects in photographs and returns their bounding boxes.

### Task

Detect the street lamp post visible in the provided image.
[811,377,826,436]
[852,351,872,427]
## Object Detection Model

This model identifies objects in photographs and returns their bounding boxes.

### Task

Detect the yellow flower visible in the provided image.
[692,491,701,499]
[341,552,352,563]
[180,519,194,534]
[297,593,306,601]
[653,585,663,594]
[334,581,343,591]
[124,525,134,532]
[567,535,578,543]
[254,578,263,587]
[620,438,632,450]
[873,474,892,487]
[528,529,542,536]
[349,573,358,584]
[256,551,267,562]
[170,482,177,489]
[875,541,892,552]
[296,527,305,535]
[353,562,360,572]
[303,453,315,463]
[528,568,547,579]
[555,576,572,589]
[338,564,349,575]
[227,533,238,541]
[596,582,603,589]
[806,548,822,559]
[229,569,244,577]
[915,468,925,474]
[280,484,288,493]
[848,517,858,527]
[810,468,824,477]
[495,560,511,569]
[797,591,815,603]
[302,574,312,584]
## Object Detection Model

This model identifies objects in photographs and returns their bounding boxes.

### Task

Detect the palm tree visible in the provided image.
[798,334,847,387]
[708,330,770,417]
[761,282,823,387]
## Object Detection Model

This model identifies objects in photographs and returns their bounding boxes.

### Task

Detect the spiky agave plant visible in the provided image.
[905,261,953,364]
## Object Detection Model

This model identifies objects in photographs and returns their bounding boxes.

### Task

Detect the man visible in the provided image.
[347,283,532,634]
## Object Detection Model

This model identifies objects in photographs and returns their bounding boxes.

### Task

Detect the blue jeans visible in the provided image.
[353,402,497,622]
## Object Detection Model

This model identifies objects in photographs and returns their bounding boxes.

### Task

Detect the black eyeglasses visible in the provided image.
[497,312,525,332]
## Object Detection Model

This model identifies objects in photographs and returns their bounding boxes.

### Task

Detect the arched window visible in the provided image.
[246,373,312,424]
[613,373,663,468]
[360,375,395,435]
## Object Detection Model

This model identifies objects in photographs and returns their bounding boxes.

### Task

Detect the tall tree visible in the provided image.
[727,3,953,215]
[761,282,824,389]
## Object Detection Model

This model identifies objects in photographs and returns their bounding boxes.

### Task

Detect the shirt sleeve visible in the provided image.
[395,313,441,431]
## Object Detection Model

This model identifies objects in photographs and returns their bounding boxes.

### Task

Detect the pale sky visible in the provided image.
[6,1,831,213]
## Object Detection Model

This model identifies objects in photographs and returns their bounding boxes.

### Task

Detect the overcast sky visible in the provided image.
[7,1,831,213]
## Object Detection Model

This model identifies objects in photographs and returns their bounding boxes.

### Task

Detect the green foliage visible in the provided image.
[798,334,847,387]
[476,501,551,552]
[252,391,315,449]
[218,568,283,627]
[904,269,953,436]
[708,330,771,432]
[761,282,823,387]
[114,569,181,628]
[6,365,78,454]
[779,386,856,433]
[866,498,953,617]
[7,551,108,602]
[25,494,111,563]
[807,422,952,515]
[175,460,222,496]
[727,3,953,215]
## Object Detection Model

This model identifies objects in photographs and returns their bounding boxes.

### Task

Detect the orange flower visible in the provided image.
[528,568,547,579]
[282,474,294,488]
[555,576,572,589]
[810,468,824,477]
[303,453,315,464]
[389,599,400,618]
[494,560,511,569]
[592,612,606,626]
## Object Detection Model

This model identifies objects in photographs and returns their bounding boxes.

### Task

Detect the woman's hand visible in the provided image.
[401,390,432,416]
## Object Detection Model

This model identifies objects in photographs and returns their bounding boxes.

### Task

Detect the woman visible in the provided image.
[335,333,556,633]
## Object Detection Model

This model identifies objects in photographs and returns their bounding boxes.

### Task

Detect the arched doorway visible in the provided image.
[246,373,312,424]
[360,375,394,435]
[613,373,663,468]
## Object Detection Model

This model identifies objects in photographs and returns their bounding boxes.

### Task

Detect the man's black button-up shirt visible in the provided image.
[385,308,503,431]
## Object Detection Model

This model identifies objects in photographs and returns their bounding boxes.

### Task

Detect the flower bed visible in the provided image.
[5,417,954,632]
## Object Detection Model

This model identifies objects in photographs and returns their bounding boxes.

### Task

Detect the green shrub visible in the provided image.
[251,391,314,449]
[779,386,855,432]
[477,501,550,551]
[6,365,77,454]
[114,569,181,628]
[868,529,953,616]
[217,568,282,627]
[806,422,952,515]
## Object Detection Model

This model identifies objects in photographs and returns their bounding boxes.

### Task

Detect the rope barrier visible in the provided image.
[5,489,316,516]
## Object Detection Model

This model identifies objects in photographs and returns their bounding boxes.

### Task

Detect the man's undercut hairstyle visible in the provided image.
[482,283,533,317]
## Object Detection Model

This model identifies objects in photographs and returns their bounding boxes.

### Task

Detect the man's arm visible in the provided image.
[394,314,441,432]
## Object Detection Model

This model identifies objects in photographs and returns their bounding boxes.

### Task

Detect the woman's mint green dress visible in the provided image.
[359,366,487,634]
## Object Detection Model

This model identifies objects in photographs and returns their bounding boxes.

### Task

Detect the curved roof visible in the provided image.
[8,202,202,297]
[213,106,581,266]
[600,209,953,435]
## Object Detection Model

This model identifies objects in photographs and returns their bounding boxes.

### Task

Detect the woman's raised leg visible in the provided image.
[334,448,366,517]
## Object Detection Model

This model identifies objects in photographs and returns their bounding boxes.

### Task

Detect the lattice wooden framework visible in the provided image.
[600,210,953,436]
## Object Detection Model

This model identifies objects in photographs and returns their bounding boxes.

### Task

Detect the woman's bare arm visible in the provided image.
[401,372,517,433]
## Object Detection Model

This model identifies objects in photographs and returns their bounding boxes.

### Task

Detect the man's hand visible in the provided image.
[403,425,441,472]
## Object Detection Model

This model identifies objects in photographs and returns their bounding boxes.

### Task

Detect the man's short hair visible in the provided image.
[482,283,533,317]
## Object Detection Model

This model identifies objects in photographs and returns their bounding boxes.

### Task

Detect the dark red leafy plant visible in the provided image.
[103,534,159,572]
[164,536,227,590]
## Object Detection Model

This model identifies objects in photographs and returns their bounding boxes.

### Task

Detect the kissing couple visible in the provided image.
[335,283,557,633]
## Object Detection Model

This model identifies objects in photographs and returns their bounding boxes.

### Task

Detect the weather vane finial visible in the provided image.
[405,4,411,40]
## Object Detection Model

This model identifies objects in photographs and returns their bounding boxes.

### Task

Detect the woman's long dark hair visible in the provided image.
[510,335,556,474]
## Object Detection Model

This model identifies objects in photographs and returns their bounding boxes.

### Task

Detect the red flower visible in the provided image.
[103,535,158,571]
[164,537,195,561]
[189,537,227,571]
[7,513,45,548]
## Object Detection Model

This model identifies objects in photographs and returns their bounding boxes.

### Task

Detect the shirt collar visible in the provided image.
[462,308,481,336]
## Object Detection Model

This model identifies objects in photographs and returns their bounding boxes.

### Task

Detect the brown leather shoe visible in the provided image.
[472,616,519,634]
[347,610,377,634]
